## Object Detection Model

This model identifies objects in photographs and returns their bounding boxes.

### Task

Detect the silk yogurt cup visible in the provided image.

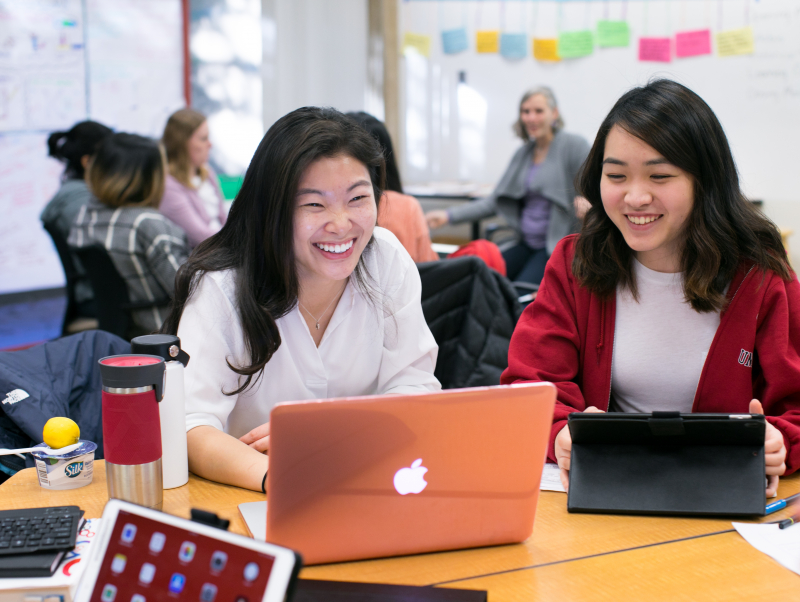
[31,440,97,490]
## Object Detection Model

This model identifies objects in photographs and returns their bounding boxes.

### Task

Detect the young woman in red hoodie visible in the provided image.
[501,80,799,496]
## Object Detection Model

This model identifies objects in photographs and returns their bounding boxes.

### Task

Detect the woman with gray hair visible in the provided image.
[426,87,590,284]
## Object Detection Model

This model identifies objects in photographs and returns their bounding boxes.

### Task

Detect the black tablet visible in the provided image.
[567,412,766,516]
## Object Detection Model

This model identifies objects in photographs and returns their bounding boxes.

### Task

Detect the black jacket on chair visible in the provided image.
[418,256,522,390]
[0,330,130,476]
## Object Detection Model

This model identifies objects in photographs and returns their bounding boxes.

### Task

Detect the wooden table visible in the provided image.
[2,461,798,599]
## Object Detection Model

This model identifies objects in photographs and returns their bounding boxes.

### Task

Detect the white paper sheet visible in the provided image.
[540,462,566,493]
[733,522,800,576]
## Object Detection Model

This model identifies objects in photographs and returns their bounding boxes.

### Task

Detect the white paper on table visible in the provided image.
[732,522,800,576]
[540,463,566,492]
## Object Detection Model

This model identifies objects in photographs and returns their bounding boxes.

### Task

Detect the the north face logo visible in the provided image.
[738,349,753,368]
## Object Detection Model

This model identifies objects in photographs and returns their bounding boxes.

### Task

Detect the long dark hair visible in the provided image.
[574,79,790,312]
[48,120,113,180]
[160,107,386,394]
[346,112,403,193]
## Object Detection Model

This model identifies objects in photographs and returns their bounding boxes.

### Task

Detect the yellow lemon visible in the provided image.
[42,417,80,450]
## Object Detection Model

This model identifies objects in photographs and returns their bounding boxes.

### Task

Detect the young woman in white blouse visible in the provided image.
[161,107,441,491]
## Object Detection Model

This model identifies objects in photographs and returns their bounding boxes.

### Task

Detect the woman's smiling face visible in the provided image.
[293,154,377,289]
[600,125,695,273]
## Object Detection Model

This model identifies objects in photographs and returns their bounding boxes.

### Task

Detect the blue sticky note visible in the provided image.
[442,28,469,54]
[500,33,527,60]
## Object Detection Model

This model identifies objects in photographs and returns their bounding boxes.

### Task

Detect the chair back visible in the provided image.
[73,245,134,339]
[418,256,521,389]
[43,222,79,335]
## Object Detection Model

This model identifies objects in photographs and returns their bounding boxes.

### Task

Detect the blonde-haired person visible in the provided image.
[426,87,590,285]
[68,133,189,335]
[161,108,227,247]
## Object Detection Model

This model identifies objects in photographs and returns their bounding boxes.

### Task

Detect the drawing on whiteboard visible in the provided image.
[0,0,87,132]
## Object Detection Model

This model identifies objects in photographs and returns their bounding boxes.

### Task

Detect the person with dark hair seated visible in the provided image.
[501,79,800,497]
[68,133,189,335]
[160,107,440,492]
[346,112,438,263]
[42,120,113,239]
[41,120,113,317]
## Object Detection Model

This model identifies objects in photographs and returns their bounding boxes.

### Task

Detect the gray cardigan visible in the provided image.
[449,131,590,254]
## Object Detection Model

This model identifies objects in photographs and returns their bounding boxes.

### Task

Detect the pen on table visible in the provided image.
[764,492,800,515]
[778,514,798,530]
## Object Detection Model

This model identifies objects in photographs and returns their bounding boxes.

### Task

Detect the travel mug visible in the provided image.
[131,334,191,489]
[99,354,165,509]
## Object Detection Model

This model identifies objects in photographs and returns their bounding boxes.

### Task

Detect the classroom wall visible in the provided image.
[262,0,369,130]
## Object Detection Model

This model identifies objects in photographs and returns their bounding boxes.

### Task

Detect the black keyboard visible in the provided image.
[0,506,83,555]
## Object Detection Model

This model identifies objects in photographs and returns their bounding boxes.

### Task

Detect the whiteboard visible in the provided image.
[0,0,184,295]
[398,0,800,206]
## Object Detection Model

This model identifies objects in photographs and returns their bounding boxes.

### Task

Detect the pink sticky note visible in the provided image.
[675,29,712,58]
[638,37,671,62]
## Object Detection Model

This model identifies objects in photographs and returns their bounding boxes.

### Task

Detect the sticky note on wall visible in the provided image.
[596,21,630,48]
[558,30,594,58]
[638,37,671,62]
[500,33,527,60]
[716,27,754,57]
[675,29,712,58]
[533,38,560,61]
[403,32,431,57]
[476,30,500,53]
[441,28,468,55]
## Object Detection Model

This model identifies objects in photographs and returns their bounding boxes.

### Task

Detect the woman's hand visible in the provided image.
[573,196,591,220]
[239,422,270,454]
[554,406,605,492]
[749,399,787,497]
[425,210,450,230]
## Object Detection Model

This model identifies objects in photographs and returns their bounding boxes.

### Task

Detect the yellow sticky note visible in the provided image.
[716,27,754,58]
[403,32,431,57]
[476,30,500,54]
[533,38,560,61]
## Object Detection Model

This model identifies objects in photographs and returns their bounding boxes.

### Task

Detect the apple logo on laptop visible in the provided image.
[393,458,428,495]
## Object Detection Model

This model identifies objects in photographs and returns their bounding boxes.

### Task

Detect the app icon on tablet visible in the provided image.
[210,551,227,572]
[200,583,218,602]
[243,562,259,582]
[111,554,127,574]
[169,573,186,594]
[149,532,166,553]
[178,541,196,562]
[131,595,146,602]
[121,524,137,543]
[101,585,117,602]
[139,563,156,585]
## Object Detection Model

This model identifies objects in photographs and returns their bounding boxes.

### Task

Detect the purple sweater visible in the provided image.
[520,163,550,250]
[160,168,227,247]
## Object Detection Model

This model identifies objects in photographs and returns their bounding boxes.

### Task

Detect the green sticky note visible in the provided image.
[596,20,630,48]
[558,30,594,58]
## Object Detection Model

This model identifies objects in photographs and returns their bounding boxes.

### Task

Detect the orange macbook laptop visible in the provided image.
[258,383,556,565]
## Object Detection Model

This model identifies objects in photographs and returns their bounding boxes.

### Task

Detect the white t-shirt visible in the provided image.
[180,227,441,438]
[191,175,222,231]
[611,259,721,414]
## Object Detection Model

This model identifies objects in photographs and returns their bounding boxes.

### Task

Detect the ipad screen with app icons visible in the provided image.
[76,500,300,602]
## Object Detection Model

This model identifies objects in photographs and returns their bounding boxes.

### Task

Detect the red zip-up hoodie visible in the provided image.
[501,235,800,474]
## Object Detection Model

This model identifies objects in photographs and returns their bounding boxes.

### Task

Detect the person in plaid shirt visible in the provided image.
[69,133,189,335]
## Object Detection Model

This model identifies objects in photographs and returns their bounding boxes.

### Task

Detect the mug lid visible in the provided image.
[130,334,190,367]
[98,354,165,402]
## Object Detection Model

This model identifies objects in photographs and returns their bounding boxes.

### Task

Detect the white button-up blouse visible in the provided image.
[180,227,441,438]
